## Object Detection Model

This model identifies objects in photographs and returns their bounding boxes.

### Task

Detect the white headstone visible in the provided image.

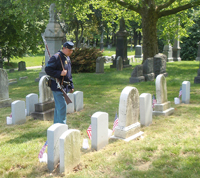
[60,129,80,173]
[153,74,174,116]
[39,75,53,103]
[47,123,68,171]
[0,69,12,108]
[113,86,143,140]
[12,100,26,124]
[91,112,108,151]
[96,57,104,73]
[139,93,152,126]
[66,93,74,113]
[74,91,83,112]
[182,81,190,104]
[26,93,38,116]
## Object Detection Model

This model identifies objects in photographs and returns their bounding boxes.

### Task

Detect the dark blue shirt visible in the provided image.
[45,50,74,93]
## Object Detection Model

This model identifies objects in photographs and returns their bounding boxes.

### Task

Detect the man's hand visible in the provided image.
[70,89,74,93]
[61,70,67,76]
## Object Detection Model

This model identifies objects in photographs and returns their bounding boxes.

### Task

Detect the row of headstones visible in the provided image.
[9,76,28,85]
[130,53,167,83]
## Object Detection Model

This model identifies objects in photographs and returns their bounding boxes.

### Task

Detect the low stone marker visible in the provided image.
[66,93,74,114]
[8,78,17,85]
[18,61,27,71]
[111,86,143,141]
[182,81,190,104]
[19,76,28,80]
[26,93,38,116]
[12,100,26,124]
[116,56,123,71]
[153,74,174,116]
[74,91,83,112]
[129,65,145,83]
[91,112,108,151]
[60,129,80,173]
[140,93,152,126]
[47,123,68,172]
[0,69,12,108]
[96,57,104,73]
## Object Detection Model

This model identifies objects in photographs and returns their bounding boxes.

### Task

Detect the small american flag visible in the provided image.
[179,87,182,98]
[38,141,48,159]
[87,125,92,140]
[112,112,119,132]
[152,95,157,108]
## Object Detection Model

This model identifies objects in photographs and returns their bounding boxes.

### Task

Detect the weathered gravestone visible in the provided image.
[116,56,123,71]
[194,68,200,84]
[110,18,131,68]
[31,75,54,120]
[139,93,152,126]
[111,86,143,141]
[60,129,80,173]
[182,81,190,104]
[12,100,26,124]
[18,61,27,71]
[73,91,83,112]
[0,69,12,108]
[47,123,68,172]
[129,65,145,83]
[96,57,104,73]
[143,58,155,81]
[26,93,39,116]
[91,112,109,151]
[153,53,168,78]
[163,44,173,62]
[135,45,143,58]
[196,41,200,61]
[66,93,74,114]
[0,49,3,68]
[153,74,174,116]
[36,3,65,81]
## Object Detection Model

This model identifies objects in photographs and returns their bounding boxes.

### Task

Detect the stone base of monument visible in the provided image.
[167,57,173,62]
[153,101,174,116]
[0,98,12,108]
[31,100,55,121]
[110,122,144,142]
[129,76,145,83]
[144,73,155,81]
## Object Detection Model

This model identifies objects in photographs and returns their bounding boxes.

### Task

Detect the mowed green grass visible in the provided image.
[1,58,200,177]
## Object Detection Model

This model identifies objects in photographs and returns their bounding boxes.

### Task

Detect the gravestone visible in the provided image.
[18,61,27,71]
[173,39,181,61]
[31,75,54,120]
[129,65,145,83]
[182,81,190,104]
[153,74,174,116]
[73,91,83,112]
[8,78,17,85]
[26,93,38,116]
[110,18,131,68]
[139,93,152,126]
[112,86,143,141]
[194,68,200,83]
[60,129,80,173]
[0,49,3,68]
[12,100,26,124]
[196,41,200,61]
[96,57,104,73]
[47,123,68,172]
[91,112,108,151]
[153,53,168,78]
[0,69,12,108]
[116,56,123,71]
[143,58,155,81]
[36,3,65,81]
[66,93,74,114]
[163,44,173,62]
[135,45,143,58]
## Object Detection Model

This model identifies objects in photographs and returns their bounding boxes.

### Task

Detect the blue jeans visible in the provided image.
[52,91,66,124]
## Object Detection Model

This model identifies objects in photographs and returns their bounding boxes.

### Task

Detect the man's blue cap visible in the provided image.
[63,41,74,50]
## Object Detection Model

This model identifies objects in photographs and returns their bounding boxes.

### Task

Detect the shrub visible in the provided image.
[70,47,103,73]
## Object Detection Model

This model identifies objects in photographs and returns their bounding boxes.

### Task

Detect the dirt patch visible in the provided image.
[135,161,152,171]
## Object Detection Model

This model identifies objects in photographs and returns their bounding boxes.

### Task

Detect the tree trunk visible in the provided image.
[141,8,159,63]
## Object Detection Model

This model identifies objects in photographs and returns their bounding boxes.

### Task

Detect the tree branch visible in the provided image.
[108,0,141,14]
[158,1,200,18]
[156,0,176,11]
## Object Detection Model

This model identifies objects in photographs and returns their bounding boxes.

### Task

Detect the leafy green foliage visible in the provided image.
[71,47,103,73]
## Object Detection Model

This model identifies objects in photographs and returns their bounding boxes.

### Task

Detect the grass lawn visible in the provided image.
[1,57,200,177]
